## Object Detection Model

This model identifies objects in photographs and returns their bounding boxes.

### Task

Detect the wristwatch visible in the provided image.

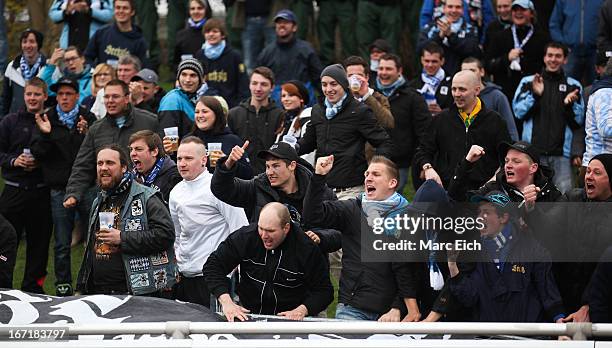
[422,163,433,171]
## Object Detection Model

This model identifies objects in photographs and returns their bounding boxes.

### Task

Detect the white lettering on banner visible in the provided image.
[0,290,131,326]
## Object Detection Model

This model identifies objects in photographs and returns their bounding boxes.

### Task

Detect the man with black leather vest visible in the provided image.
[76,144,176,296]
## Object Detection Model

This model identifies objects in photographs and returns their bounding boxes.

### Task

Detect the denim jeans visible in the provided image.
[241,16,275,74]
[50,187,97,287]
[564,46,597,86]
[335,303,379,321]
[0,0,8,75]
[541,155,573,195]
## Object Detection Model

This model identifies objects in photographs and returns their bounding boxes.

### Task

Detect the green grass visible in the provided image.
[6,169,416,307]
[12,239,85,295]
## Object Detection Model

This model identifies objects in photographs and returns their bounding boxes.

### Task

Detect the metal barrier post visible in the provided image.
[164,321,190,339]
[566,322,592,341]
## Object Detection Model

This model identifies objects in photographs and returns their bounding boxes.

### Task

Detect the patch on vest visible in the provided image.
[131,199,143,216]
[439,86,448,95]
[129,257,150,272]
[130,272,150,289]
[151,251,169,266]
[559,84,567,92]
[153,269,168,289]
[125,219,142,231]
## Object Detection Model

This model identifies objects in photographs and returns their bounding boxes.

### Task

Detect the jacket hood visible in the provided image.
[481,82,502,95]
[159,155,177,175]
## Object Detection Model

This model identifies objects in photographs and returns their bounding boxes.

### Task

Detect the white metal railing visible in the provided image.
[1,321,612,340]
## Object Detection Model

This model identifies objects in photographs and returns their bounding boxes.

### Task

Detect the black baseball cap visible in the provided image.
[257,142,299,162]
[50,77,78,93]
[498,141,540,165]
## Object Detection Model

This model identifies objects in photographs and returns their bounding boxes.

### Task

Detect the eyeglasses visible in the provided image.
[103,94,128,101]
[64,56,81,63]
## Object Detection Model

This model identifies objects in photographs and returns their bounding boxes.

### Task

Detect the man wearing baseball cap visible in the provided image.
[448,190,566,323]
[449,141,562,205]
[129,68,166,113]
[211,140,340,256]
[212,140,335,223]
[30,76,96,296]
[257,9,322,106]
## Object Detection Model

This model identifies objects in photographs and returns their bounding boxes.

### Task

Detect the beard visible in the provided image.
[97,171,124,190]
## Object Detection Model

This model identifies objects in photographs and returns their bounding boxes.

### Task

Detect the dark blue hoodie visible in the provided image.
[84,22,148,68]
[449,221,565,322]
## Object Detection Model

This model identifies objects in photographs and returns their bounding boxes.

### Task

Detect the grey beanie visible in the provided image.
[321,64,349,90]
[177,58,205,84]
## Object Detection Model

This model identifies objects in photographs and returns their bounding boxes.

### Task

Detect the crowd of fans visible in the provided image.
[1,0,612,330]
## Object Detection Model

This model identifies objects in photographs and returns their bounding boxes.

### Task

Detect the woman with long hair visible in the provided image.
[279,80,315,165]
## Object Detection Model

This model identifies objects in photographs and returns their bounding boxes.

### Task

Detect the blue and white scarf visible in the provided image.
[419,68,445,103]
[361,192,409,239]
[324,93,347,119]
[203,40,226,60]
[376,75,406,97]
[114,116,127,128]
[510,24,534,71]
[20,55,43,81]
[188,17,206,29]
[133,156,165,186]
[425,229,445,290]
[100,171,133,199]
[196,82,209,99]
[482,224,513,271]
[56,104,79,129]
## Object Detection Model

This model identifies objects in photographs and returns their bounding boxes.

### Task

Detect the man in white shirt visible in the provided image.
[169,136,248,307]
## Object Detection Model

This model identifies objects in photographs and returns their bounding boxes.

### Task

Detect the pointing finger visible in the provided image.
[242,140,250,150]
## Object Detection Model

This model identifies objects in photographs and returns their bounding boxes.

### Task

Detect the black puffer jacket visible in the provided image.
[30,106,97,190]
[298,96,393,188]
[227,98,283,174]
[203,222,333,316]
